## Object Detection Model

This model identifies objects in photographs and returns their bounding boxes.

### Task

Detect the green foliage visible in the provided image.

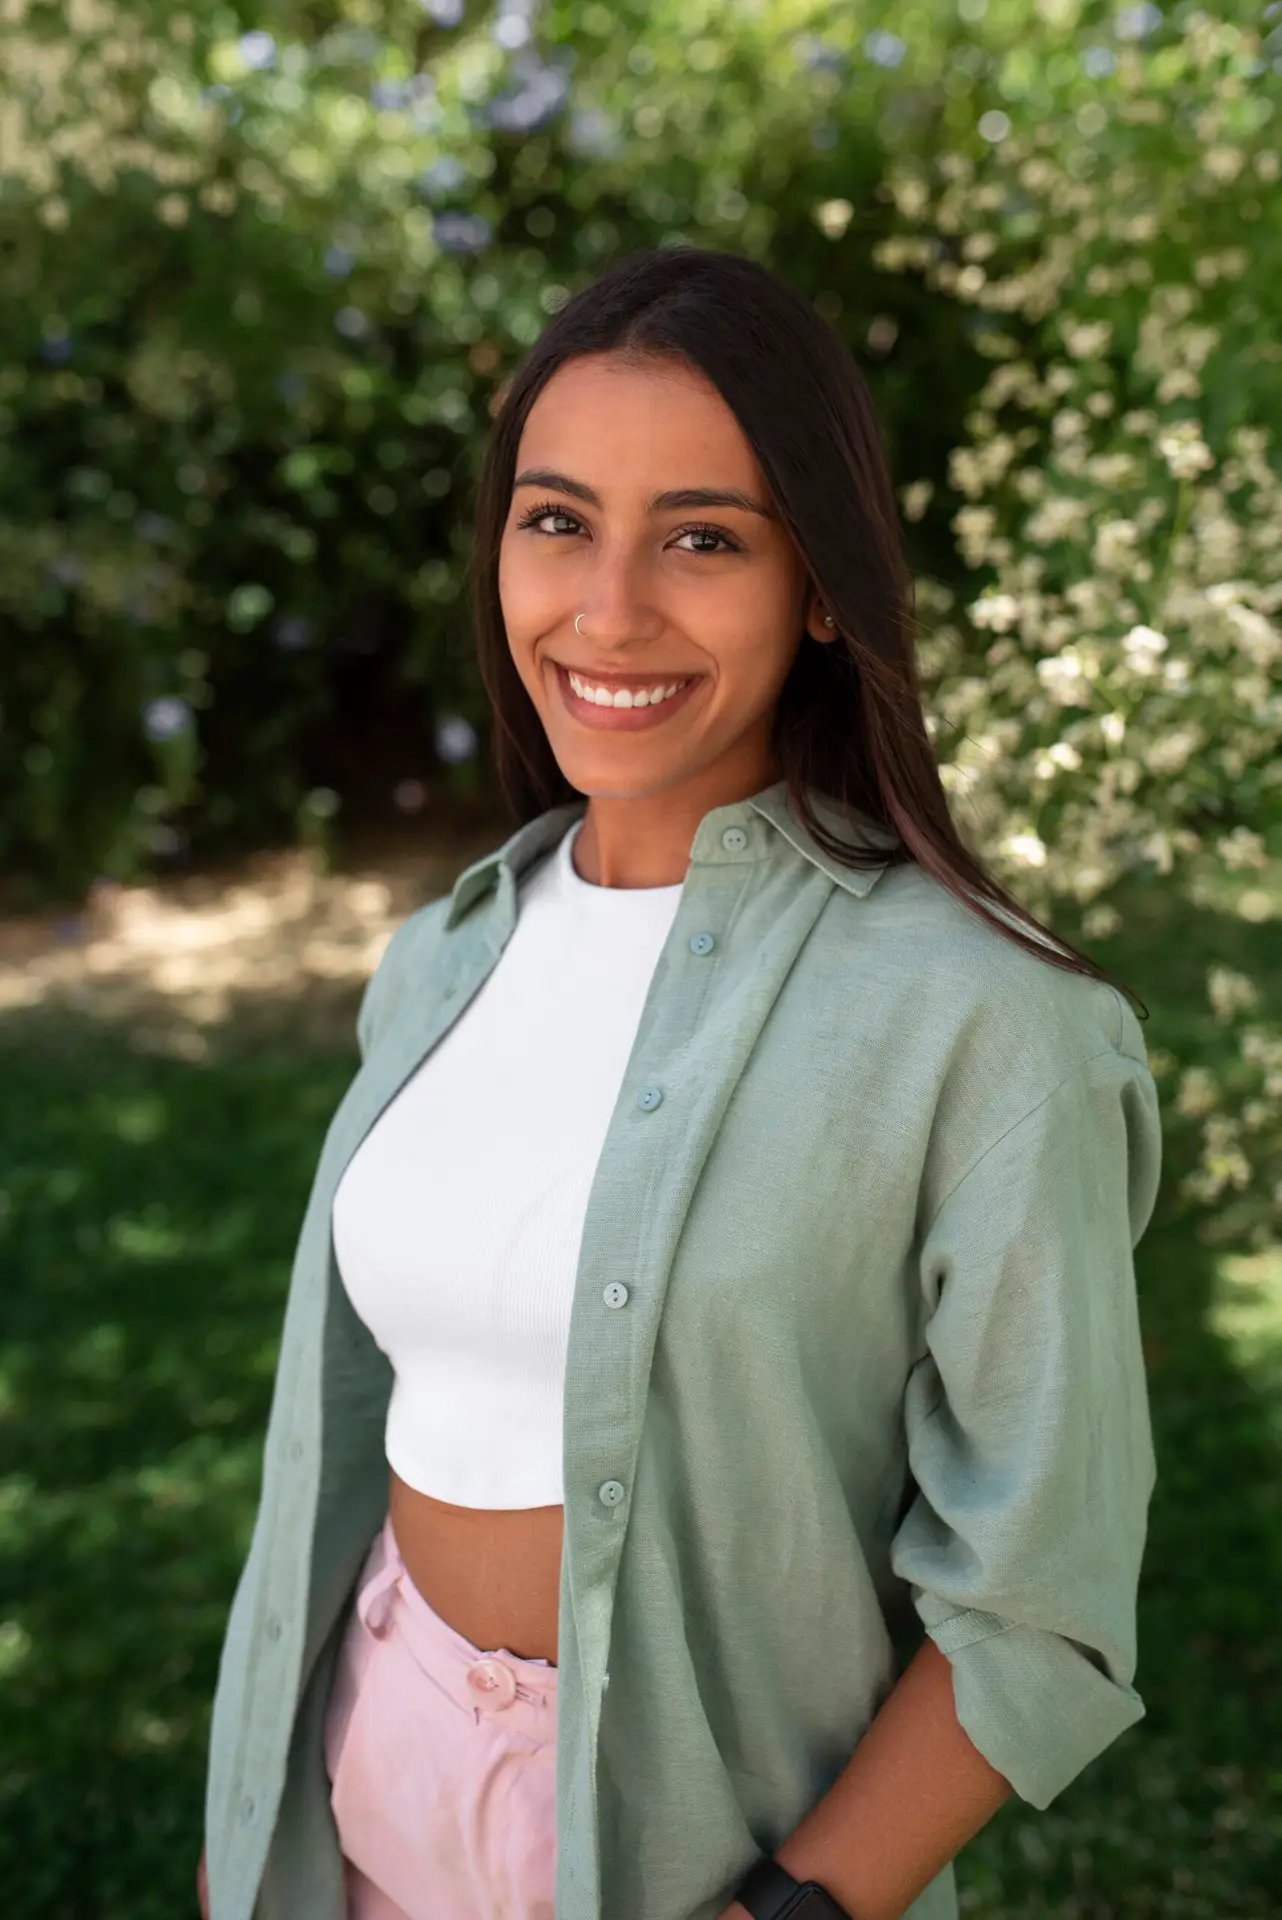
[0,0,1028,896]
[869,5,1282,1248]
[4,0,1279,1263]
[4,2,1278,902]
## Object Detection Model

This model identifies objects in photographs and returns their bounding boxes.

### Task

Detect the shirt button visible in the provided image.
[287,1440,303,1463]
[265,1614,282,1642]
[720,825,748,853]
[239,1795,256,1823]
[602,1670,611,1691]
[636,1085,663,1112]
[597,1479,626,1508]
[602,1282,629,1308]
[689,931,715,955]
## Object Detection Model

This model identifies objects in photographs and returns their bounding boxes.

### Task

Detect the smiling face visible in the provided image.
[497,351,835,807]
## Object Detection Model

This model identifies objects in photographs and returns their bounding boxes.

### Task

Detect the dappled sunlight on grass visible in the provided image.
[0,826,499,1057]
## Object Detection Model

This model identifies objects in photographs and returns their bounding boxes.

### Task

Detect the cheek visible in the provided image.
[498,541,560,634]
[496,540,519,613]
[704,578,801,672]
[698,553,796,629]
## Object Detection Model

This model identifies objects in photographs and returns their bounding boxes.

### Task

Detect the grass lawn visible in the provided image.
[1,870,1279,1918]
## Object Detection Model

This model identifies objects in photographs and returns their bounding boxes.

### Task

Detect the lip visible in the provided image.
[551,660,704,732]
[551,661,700,688]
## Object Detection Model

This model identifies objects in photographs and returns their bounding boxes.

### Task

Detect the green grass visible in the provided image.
[0,1015,356,1920]
[1,870,1280,1918]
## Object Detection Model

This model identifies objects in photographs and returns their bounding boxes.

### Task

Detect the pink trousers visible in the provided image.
[323,1512,559,1920]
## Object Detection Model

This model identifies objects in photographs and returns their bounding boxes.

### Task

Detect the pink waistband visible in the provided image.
[357,1513,559,1734]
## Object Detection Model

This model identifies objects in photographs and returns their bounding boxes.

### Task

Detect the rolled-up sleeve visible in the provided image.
[889,1041,1163,1809]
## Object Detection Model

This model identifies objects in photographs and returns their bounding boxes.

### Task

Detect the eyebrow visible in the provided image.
[512,467,776,520]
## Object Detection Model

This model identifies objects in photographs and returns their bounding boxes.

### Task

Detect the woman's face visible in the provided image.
[497,351,833,804]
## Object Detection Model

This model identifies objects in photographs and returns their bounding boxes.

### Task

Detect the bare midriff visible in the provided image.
[388,1466,565,1666]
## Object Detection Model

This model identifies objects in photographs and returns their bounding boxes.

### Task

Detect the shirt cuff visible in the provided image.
[916,1597,1147,1809]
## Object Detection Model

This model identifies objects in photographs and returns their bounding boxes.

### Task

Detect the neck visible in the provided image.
[571,757,782,889]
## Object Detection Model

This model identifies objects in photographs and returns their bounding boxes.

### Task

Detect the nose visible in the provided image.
[573,546,663,648]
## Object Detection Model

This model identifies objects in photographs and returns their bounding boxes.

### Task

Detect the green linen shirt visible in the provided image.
[202,778,1162,1920]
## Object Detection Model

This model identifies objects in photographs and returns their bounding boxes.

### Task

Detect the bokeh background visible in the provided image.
[2,0,1280,1914]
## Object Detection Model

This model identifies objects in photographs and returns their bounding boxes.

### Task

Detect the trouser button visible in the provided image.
[465,1657,518,1709]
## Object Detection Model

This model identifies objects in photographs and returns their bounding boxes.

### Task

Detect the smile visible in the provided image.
[567,671,691,708]
[551,662,705,732]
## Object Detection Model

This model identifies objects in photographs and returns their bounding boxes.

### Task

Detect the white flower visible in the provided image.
[968,590,1022,632]
[1004,832,1048,867]
[1207,965,1260,1020]
[1121,625,1168,672]
[1062,319,1114,358]
[1216,828,1267,872]
[1157,424,1215,479]
[1176,1067,1219,1118]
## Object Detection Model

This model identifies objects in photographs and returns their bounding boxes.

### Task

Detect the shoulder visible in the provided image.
[821,856,1159,1228]
[356,893,452,1060]
[814,857,1154,1169]
[824,856,1136,1039]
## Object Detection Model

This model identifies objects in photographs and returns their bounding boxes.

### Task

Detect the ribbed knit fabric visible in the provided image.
[330,817,684,1508]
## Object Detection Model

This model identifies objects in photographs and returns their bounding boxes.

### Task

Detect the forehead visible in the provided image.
[516,353,761,487]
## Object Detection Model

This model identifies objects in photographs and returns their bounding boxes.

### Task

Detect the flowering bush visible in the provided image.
[869,1,1281,1245]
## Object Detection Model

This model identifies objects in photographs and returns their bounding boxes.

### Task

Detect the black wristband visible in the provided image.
[733,1855,854,1920]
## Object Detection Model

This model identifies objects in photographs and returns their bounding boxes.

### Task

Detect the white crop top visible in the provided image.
[331,817,684,1509]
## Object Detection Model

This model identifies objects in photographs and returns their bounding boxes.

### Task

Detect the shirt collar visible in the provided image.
[443,779,898,932]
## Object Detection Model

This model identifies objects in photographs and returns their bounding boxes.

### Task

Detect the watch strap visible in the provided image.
[735,1858,805,1918]
[734,1856,854,1920]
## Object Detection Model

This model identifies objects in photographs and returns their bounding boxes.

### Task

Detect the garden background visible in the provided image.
[2,0,1280,1913]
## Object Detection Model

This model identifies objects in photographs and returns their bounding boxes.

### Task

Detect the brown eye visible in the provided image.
[515,500,582,535]
[673,524,740,555]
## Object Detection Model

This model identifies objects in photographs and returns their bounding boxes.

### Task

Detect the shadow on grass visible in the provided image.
[0,866,1279,1918]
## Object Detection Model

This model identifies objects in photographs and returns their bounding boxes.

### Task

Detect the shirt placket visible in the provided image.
[557,811,835,1909]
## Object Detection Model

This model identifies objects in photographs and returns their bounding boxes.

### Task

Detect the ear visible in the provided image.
[803,594,840,645]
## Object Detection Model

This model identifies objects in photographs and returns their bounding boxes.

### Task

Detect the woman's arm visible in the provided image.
[718,1636,1012,1920]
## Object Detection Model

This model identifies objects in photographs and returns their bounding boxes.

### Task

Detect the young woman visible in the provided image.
[199,246,1162,1920]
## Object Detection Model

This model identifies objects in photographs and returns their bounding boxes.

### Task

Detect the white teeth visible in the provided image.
[567,671,689,709]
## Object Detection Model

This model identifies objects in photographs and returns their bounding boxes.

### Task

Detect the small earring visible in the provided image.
[823,616,835,627]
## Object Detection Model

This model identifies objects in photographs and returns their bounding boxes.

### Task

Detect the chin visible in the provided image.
[552,757,684,801]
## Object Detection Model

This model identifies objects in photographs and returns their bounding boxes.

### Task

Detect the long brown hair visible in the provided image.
[467,246,1144,1018]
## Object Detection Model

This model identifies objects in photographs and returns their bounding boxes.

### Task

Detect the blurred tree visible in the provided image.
[0,0,982,897]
